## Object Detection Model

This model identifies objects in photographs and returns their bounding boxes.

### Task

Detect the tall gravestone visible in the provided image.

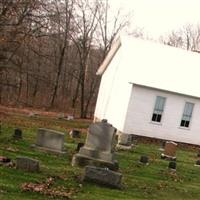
[35,128,66,154]
[161,141,177,160]
[72,121,118,170]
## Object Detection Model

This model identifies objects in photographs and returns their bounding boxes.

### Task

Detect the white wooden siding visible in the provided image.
[124,84,200,145]
[94,47,132,131]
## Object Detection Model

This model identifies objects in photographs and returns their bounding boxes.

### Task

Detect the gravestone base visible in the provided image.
[34,145,66,155]
[116,144,135,151]
[161,153,176,161]
[72,154,119,171]
[82,166,122,189]
[158,148,165,151]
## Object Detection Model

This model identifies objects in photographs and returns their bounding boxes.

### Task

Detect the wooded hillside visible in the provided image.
[0,0,128,118]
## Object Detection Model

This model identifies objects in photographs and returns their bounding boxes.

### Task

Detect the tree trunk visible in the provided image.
[50,43,66,107]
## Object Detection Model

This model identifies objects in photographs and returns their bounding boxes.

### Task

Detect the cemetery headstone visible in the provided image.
[161,141,177,160]
[35,128,66,154]
[195,160,200,166]
[16,157,39,172]
[76,142,84,152]
[72,121,118,170]
[13,128,23,140]
[116,131,135,150]
[58,113,65,119]
[66,115,74,120]
[69,129,81,138]
[168,161,176,171]
[82,166,122,189]
[139,155,149,165]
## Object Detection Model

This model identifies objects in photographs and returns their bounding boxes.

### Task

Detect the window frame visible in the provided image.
[180,102,194,128]
[151,96,166,123]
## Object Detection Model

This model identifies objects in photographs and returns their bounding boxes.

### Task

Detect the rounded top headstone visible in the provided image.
[101,119,108,123]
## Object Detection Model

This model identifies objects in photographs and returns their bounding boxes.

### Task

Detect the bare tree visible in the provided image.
[97,0,130,59]
[69,0,100,118]
[0,0,130,118]
[160,24,200,51]
[49,0,74,107]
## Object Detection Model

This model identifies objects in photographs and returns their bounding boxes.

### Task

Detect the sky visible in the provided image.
[109,0,200,38]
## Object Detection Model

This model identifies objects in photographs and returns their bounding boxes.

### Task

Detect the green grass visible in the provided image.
[1,113,200,199]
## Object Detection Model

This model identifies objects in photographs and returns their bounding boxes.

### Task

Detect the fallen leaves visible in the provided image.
[159,170,183,183]
[156,181,168,190]
[6,147,19,152]
[21,177,77,198]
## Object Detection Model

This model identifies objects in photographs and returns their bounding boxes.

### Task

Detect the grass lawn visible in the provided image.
[1,113,200,200]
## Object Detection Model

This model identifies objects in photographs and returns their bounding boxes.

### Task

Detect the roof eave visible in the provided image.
[96,37,122,76]
[130,82,200,100]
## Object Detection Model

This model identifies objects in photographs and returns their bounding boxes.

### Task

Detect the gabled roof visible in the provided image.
[97,35,200,98]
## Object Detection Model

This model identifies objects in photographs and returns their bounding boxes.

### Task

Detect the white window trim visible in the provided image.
[179,101,194,129]
[151,95,167,124]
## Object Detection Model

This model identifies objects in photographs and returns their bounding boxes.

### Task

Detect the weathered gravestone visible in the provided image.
[58,113,65,119]
[35,128,66,154]
[69,129,81,138]
[168,161,176,171]
[72,121,118,170]
[82,166,122,189]
[116,131,135,150]
[76,142,84,152]
[161,141,177,160]
[16,157,39,172]
[195,160,200,166]
[140,155,149,165]
[13,128,23,140]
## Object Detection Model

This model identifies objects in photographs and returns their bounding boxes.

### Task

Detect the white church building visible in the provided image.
[94,36,200,145]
